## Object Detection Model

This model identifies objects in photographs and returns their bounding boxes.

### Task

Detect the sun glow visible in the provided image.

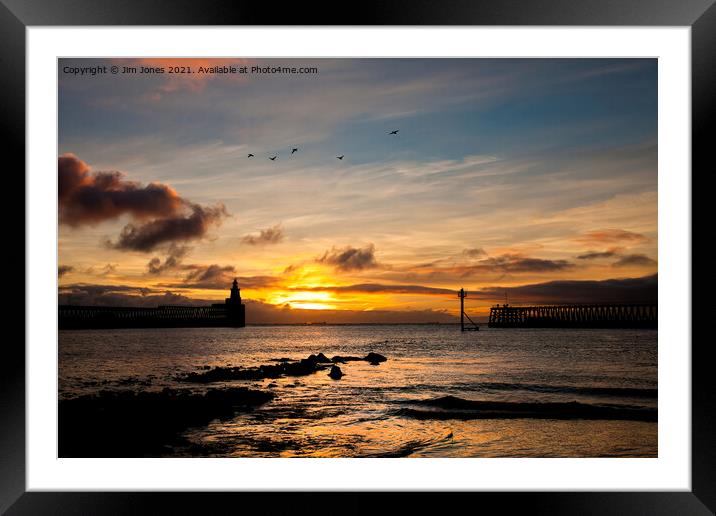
[269,290,338,310]
[289,302,336,310]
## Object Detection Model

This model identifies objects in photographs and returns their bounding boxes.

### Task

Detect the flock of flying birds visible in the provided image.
[246,129,400,161]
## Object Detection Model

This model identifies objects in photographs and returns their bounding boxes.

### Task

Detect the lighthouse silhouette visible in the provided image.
[225,278,246,327]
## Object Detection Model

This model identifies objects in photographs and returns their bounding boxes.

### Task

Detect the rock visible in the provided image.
[365,352,388,365]
[328,365,343,380]
[331,355,363,363]
[315,353,332,363]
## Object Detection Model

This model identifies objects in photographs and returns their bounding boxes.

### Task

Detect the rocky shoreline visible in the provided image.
[59,352,388,457]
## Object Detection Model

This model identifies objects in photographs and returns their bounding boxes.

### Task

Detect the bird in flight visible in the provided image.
[247,153,254,158]
[389,130,399,135]
[291,148,298,154]
[336,155,344,160]
[269,156,277,161]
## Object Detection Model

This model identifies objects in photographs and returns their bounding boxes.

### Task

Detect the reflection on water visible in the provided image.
[59,325,657,457]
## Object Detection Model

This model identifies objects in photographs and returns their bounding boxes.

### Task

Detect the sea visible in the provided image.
[58,325,657,457]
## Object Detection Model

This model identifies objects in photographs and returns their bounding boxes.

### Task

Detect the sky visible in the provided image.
[57,58,658,323]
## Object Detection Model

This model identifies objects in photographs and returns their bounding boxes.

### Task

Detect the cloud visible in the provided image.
[158,273,281,291]
[181,264,236,289]
[478,255,573,273]
[462,248,486,259]
[58,283,217,307]
[108,203,228,252]
[471,274,657,304]
[296,283,456,296]
[283,264,301,274]
[242,224,284,246]
[59,154,228,252]
[147,244,190,275]
[576,248,621,260]
[58,265,74,277]
[418,254,573,277]
[99,263,117,275]
[317,244,379,272]
[612,254,657,268]
[58,153,184,227]
[577,229,648,245]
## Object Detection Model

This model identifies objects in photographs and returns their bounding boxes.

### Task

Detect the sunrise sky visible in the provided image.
[57,58,658,323]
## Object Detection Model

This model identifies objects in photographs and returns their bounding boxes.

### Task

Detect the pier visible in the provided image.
[488,303,657,329]
[59,279,246,330]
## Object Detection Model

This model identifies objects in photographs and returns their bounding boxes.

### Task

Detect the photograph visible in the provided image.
[56,57,659,459]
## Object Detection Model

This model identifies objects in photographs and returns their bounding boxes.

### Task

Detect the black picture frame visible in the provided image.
[3,1,713,513]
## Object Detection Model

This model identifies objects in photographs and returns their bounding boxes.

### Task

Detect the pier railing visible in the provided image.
[487,303,657,329]
[58,304,245,329]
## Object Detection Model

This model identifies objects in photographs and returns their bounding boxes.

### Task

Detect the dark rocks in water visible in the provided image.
[268,357,294,363]
[305,353,332,364]
[328,365,344,380]
[331,355,361,363]
[332,352,388,365]
[365,352,387,365]
[315,353,332,363]
[180,352,387,384]
[179,354,331,383]
[59,387,275,457]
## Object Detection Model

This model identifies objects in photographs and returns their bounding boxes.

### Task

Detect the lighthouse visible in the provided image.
[225,278,246,327]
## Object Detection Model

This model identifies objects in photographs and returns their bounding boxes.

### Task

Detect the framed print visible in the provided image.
[3,0,714,513]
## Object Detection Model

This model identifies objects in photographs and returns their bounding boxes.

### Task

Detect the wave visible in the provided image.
[395,396,657,422]
[464,382,657,399]
[375,382,656,400]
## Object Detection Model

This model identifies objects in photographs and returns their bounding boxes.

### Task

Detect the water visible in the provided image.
[59,325,657,457]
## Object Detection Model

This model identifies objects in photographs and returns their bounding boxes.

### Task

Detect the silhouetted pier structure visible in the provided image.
[59,279,246,330]
[488,303,657,329]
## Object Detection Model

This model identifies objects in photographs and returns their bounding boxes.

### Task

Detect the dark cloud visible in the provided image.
[408,253,574,277]
[482,255,573,273]
[101,263,117,275]
[109,203,228,252]
[471,274,657,304]
[462,248,486,259]
[242,224,284,245]
[58,283,216,307]
[317,244,379,272]
[283,264,300,274]
[612,254,657,268]
[158,270,281,291]
[181,264,236,289]
[576,249,621,260]
[577,229,648,245]
[58,265,74,277]
[147,245,190,275]
[83,263,119,276]
[59,154,228,251]
[58,153,184,226]
[434,254,573,276]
